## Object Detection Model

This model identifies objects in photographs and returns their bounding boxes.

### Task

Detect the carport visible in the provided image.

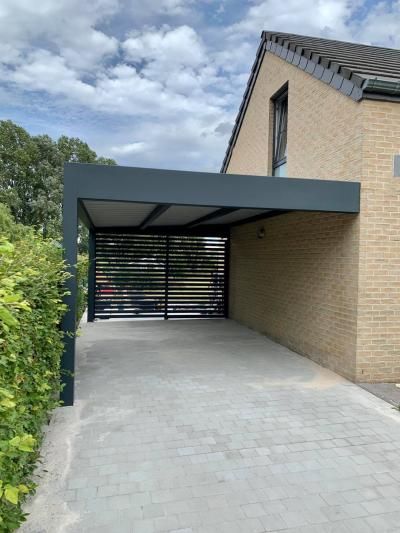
[62,163,360,405]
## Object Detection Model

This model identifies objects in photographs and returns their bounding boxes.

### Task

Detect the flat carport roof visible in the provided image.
[62,162,360,405]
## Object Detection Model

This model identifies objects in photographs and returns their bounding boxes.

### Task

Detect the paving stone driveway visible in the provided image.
[22,319,400,533]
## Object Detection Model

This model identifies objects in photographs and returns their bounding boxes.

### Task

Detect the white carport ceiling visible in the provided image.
[84,201,157,227]
[82,200,271,229]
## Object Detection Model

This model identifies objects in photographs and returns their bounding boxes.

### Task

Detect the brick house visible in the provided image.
[223,31,400,383]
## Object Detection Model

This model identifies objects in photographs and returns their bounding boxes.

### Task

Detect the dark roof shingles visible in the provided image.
[264,31,400,84]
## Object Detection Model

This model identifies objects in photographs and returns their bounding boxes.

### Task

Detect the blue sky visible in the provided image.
[1,0,399,171]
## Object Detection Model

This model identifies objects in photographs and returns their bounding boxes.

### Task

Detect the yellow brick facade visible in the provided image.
[356,101,400,381]
[227,51,400,382]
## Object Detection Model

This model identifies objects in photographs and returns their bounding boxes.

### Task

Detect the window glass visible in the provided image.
[273,162,287,177]
[273,91,288,176]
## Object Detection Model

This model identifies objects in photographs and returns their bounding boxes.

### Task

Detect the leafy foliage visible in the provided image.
[0,120,116,240]
[0,121,104,530]
[0,205,70,531]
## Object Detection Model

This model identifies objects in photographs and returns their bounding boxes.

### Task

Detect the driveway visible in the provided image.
[22,319,400,533]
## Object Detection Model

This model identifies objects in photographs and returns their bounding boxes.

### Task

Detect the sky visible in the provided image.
[0,0,400,172]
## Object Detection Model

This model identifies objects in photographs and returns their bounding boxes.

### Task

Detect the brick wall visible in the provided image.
[230,212,359,380]
[227,51,364,381]
[355,100,400,381]
[227,52,363,181]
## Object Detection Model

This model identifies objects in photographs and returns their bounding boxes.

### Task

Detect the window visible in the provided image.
[272,90,288,177]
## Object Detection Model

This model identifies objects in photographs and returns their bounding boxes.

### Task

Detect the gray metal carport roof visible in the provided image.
[62,162,360,405]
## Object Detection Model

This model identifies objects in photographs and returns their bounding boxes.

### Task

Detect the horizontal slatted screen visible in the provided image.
[95,234,167,319]
[95,233,227,319]
[167,236,226,318]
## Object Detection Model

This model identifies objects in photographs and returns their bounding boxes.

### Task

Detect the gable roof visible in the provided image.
[221,31,400,172]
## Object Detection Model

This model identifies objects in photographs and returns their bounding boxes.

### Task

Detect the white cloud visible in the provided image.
[60,29,118,72]
[100,112,232,171]
[123,25,206,68]
[4,49,95,99]
[124,0,195,19]
[1,0,400,171]
[0,0,119,71]
[352,0,400,48]
[0,20,230,119]
[111,141,147,154]
[228,0,400,48]
[160,0,194,15]
[121,25,214,96]
[1,47,227,122]
[228,0,353,41]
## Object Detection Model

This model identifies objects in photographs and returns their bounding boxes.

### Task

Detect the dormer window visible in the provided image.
[273,90,288,177]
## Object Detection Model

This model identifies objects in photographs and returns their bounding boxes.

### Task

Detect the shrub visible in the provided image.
[0,205,69,531]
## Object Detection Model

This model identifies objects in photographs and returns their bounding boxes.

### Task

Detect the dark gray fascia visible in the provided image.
[65,163,361,214]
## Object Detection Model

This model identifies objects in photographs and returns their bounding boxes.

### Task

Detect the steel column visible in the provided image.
[164,235,170,320]
[87,228,96,322]
[224,236,230,318]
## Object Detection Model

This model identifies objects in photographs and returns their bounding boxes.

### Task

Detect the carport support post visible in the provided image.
[224,236,230,318]
[61,191,78,406]
[164,235,170,320]
[87,228,96,322]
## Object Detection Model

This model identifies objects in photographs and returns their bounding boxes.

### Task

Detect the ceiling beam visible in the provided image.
[186,207,239,228]
[139,204,170,229]
[88,225,229,237]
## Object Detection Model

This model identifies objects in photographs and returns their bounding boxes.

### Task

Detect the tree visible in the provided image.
[0,121,116,239]
[0,120,39,228]
[28,134,64,238]
[57,136,95,164]
[57,136,115,166]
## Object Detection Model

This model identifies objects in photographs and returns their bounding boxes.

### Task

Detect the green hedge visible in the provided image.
[0,206,70,531]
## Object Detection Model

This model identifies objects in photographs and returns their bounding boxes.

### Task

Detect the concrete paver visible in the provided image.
[21,319,400,532]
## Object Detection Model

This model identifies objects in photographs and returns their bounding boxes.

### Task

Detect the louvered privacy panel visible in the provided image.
[94,233,228,319]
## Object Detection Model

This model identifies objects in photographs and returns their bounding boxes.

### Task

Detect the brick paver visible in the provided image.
[22,320,400,532]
